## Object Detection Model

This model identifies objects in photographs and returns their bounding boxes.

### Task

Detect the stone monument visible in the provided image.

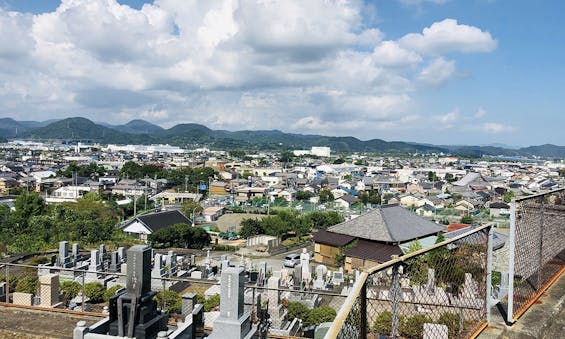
[39,274,60,308]
[107,245,168,338]
[207,267,257,339]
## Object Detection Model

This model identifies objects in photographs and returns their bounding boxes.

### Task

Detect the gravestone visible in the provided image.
[58,241,72,268]
[207,267,256,339]
[109,252,120,272]
[118,247,126,263]
[13,292,34,306]
[166,251,176,277]
[191,271,203,279]
[107,245,168,338]
[267,276,286,329]
[89,250,102,271]
[423,323,449,339]
[72,243,80,260]
[426,268,436,294]
[190,254,196,267]
[39,274,60,308]
[182,292,198,318]
[293,264,302,288]
[0,282,6,302]
[313,265,327,290]
[99,244,107,267]
[300,248,310,281]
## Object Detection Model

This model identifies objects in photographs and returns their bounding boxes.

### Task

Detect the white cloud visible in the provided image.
[433,109,460,128]
[481,122,516,133]
[417,57,455,86]
[371,41,422,67]
[399,0,449,5]
[0,0,501,142]
[400,19,497,55]
[474,107,487,118]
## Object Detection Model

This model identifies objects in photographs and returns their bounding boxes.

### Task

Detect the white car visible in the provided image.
[283,253,301,267]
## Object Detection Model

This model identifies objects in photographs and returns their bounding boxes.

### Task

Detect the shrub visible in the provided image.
[437,312,461,338]
[287,302,309,321]
[373,311,393,335]
[84,282,105,303]
[103,285,124,302]
[154,290,182,313]
[204,294,221,312]
[0,274,19,292]
[60,280,82,299]
[15,275,38,294]
[305,306,336,327]
[401,314,432,338]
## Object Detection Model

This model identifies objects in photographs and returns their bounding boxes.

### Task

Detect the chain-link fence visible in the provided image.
[328,224,493,339]
[1,260,349,338]
[507,188,565,323]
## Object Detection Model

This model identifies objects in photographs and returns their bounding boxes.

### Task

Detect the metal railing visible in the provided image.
[506,188,565,323]
[0,260,348,337]
[327,224,493,339]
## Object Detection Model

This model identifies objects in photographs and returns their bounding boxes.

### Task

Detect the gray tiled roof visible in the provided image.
[328,204,445,243]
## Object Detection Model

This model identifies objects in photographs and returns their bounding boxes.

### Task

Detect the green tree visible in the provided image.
[279,151,294,164]
[373,311,393,335]
[180,200,203,221]
[401,314,432,338]
[204,294,221,312]
[104,285,124,302]
[287,302,309,321]
[154,290,182,313]
[239,218,265,238]
[84,282,106,303]
[305,306,336,327]
[295,190,314,201]
[15,275,39,294]
[503,190,515,203]
[437,312,461,338]
[149,223,211,249]
[13,192,46,231]
[318,189,334,203]
[60,280,82,300]
[461,215,474,224]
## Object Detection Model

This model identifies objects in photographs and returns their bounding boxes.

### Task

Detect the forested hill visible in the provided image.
[4,116,564,157]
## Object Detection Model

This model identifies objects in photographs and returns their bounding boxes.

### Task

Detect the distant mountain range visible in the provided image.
[1,117,563,158]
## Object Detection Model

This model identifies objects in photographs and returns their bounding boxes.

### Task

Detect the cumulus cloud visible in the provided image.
[371,41,422,67]
[400,19,497,55]
[481,122,516,133]
[417,57,455,86]
[474,107,487,118]
[433,109,460,128]
[0,0,500,141]
[399,0,449,5]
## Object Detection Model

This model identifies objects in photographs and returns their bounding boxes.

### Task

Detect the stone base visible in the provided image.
[207,310,257,339]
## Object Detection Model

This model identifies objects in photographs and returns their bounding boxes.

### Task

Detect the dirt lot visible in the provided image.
[0,306,103,339]
[213,213,266,232]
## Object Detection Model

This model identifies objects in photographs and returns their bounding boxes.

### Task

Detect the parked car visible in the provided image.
[283,253,301,267]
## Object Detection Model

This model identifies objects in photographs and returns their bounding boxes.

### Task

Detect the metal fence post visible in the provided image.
[486,225,494,324]
[537,198,545,290]
[390,263,401,338]
[82,271,85,310]
[360,280,367,339]
[5,264,9,303]
[507,199,516,323]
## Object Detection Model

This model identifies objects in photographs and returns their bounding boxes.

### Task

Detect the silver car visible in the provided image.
[283,253,301,267]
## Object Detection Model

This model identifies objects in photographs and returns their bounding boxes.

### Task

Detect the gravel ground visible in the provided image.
[0,307,102,339]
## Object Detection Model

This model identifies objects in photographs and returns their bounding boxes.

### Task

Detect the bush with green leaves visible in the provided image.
[60,280,82,299]
[204,294,221,312]
[305,306,336,327]
[0,274,19,292]
[438,312,461,338]
[287,302,309,321]
[15,275,38,294]
[373,311,393,335]
[401,314,432,338]
[84,282,106,303]
[103,285,123,302]
[154,290,182,313]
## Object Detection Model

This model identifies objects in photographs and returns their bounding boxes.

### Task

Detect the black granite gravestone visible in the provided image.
[107,245,168,339]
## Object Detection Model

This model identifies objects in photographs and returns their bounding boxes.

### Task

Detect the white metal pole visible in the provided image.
[507,198,517,323]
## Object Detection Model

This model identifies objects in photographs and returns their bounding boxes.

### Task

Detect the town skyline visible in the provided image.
[0,0,563,146]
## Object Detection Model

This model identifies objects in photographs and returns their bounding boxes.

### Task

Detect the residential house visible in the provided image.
[334,194,359,209]
[122,210,192,241]
[312,204,445,271]
[489,202,510,217]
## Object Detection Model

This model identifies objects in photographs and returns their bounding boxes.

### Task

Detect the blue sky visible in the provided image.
[0,0,562,147]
